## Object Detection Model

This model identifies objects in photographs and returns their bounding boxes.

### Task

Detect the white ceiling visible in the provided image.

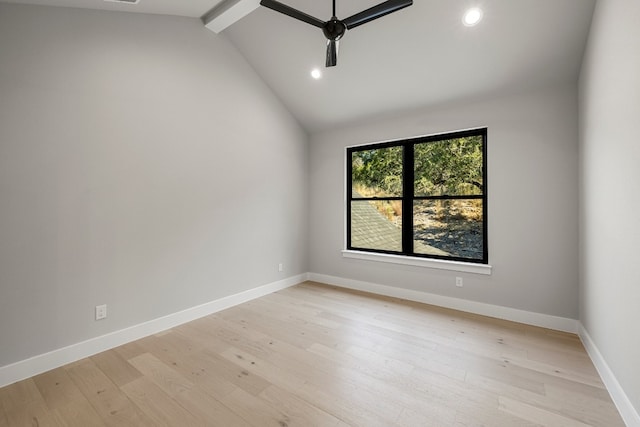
[2,0,596,133]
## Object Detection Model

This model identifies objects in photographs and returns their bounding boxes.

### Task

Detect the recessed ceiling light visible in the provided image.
[311,68,322,79]
[463,7,483,26]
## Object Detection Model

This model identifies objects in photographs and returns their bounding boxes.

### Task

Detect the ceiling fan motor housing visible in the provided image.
[323,18,346,41]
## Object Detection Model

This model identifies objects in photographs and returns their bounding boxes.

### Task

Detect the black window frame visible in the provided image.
[346,128,488,264]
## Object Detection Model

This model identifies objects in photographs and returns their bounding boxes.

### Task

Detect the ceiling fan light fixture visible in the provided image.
[326,39,339,67]
[463,7,483,26]
[311,68,322,79]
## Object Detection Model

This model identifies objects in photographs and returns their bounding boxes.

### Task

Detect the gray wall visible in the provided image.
[579,0,640,415]
[0,4,309,367]
[309,84,580,319]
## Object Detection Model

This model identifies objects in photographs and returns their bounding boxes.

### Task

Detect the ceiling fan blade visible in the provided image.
[326,39,338,67]
[260,0,325,28]
[343,0,412,30]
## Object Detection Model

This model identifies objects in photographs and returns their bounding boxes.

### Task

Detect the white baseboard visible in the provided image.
[0,274,307,389]
[308,272,579,333]
[578,324,640,427]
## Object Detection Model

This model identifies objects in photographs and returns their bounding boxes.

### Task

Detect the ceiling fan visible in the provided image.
[259,0,413,67]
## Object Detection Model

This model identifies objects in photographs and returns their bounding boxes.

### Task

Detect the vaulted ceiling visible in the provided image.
[2,0,596,132]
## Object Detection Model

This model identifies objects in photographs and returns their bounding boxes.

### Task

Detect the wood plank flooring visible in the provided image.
[0,281,626,426]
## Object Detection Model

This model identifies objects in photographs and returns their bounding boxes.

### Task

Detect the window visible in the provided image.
[347,128,487,264]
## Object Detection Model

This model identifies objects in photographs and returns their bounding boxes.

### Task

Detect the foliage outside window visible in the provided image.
[347,128,487,264]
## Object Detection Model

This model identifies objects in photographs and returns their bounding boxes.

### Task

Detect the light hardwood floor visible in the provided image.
[0,281,626,426]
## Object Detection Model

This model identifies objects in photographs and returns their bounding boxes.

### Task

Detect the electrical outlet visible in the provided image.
[278,263,283,272]
[455,277,463,287]
[95,304,107,320]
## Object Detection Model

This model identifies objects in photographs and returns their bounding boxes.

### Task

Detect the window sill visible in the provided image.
[341,250,492,275]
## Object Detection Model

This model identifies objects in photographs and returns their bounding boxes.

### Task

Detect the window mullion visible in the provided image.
[401,143,414,255]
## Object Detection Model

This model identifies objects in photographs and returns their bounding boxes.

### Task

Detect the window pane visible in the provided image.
[413,200,484,260]
[414,136,483,197]
[351,146,403,198]
[351,200,402,252]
